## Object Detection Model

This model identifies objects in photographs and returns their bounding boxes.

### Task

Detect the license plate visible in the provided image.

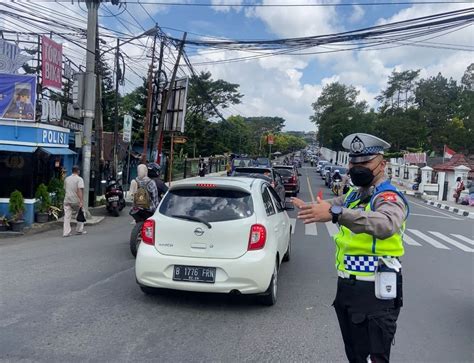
[173,265,216,283]
[108,196,119,201]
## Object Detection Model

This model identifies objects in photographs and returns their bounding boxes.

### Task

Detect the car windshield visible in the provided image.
[256,158,270,165]
[274,168,293,177]
[159,188,254,222]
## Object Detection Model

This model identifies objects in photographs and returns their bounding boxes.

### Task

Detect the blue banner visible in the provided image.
[0,73,37,121]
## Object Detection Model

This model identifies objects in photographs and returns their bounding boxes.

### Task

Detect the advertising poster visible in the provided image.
[41,36,63,89]
[0,73,37,121]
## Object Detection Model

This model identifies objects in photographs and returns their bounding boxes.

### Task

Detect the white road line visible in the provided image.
[305,223,318,236]
[429,232,474,252]
[410,213,463,220]
[289,218,296,234]
[408,200,462,219]
[325,222,339,237]
[407,229,450,250]
[403,234,422,246]
[451,234,474,246]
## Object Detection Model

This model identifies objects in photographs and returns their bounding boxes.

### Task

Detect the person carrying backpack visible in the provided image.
[147,162,168,202]
[130,164,159,212]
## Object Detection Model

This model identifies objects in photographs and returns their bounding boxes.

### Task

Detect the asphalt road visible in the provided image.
[1,166,473,362]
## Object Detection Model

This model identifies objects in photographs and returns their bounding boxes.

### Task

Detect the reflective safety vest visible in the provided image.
[333,180,409,276]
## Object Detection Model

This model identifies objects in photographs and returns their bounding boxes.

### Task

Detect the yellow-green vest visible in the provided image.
[333,181,409,276]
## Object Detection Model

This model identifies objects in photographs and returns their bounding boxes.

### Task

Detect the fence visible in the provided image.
[164,157,229,182]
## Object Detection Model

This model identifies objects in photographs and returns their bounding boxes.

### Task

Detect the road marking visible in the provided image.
[325,222,339,237]
[289,218,296,234]
[305,223,318,236]
[306,176,315,202]
[403,234,422,246]
[451,234,474,246]
[429,232,474,252]
[410,213,463,220]
[407,229,450,250]
[408,199,462,220]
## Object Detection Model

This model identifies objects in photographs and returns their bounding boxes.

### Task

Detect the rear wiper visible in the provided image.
[171,214,212,229]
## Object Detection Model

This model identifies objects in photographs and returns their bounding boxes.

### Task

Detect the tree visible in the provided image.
[310,82,372,150]
[184,71,243,157]
[376,69,420,113]
[415,73,461,153]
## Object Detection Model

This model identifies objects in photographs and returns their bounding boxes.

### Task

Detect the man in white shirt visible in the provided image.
[63,165,86,237]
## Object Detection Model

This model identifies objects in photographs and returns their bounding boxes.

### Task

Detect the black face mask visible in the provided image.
[349,160,383,187]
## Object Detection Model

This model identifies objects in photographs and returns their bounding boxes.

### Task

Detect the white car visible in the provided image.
[135,177,293,306]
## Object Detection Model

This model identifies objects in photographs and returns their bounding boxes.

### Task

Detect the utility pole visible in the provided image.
[113,38,120,175]
[141,31,158,163]
[149,39,164,160]
[82,0,99,211]
[156,32,187,165]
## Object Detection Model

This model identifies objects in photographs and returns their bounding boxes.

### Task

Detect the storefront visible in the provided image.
[0,121,76,225]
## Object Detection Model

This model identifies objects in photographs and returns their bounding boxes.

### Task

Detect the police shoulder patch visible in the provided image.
[379,192,398,202]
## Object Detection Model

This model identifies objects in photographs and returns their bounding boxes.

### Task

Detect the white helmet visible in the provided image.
[334,169,340,173]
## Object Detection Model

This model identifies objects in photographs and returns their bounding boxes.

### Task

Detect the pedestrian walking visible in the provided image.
[63,165,87,237]
[292,133,409,363]
[198,157,206,177]
[454,176,465,203]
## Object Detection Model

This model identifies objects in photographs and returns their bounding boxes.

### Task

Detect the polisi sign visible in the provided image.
[41,129,68,145]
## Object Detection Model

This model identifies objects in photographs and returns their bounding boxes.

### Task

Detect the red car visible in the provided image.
[273,165,301,196]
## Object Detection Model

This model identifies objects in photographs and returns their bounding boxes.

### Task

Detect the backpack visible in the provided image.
[134,179,151,209]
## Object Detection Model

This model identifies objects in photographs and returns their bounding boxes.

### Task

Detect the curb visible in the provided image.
[424,200,474,219]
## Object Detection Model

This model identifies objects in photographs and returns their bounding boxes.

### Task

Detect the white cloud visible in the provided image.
[211,0,244,13]
[349,5,365,23]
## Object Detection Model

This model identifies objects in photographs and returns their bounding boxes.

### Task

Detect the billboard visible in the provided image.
[42,36,63,90]
[0,73,37,121]
[162,77,189,133]
[403,152,426,164]
[0,39,33,74]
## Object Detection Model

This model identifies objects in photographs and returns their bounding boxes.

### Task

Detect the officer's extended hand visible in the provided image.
[292,196,332,224]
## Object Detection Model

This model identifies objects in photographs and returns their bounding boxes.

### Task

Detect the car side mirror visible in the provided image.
[298,173,302,176]
[284,201,295,210]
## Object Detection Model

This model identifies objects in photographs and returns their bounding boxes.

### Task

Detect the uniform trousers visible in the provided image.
[333,274,402,363]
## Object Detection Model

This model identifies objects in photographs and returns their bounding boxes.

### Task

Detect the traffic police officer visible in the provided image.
[292,133,409,363]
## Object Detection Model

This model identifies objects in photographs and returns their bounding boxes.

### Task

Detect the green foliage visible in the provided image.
[9,190,25,221]
[310,82,372,150]
[48,177,65,209]
[35,184,51,214]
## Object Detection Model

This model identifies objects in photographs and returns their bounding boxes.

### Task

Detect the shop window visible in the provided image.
[0,152,35,198]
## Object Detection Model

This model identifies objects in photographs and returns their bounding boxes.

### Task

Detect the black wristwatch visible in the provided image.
[330,205,343,224]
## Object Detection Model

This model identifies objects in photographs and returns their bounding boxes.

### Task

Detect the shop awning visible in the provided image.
[40,147,77,155]
[0,144,37,153]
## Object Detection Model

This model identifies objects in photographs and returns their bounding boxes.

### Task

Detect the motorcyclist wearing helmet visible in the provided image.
[147,162,168,202]
[332,169,342,183]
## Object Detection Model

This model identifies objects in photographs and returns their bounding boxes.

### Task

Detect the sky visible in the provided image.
[1,0,473,132]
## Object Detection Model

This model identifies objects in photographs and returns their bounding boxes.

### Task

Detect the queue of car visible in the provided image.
[135,154,302,306]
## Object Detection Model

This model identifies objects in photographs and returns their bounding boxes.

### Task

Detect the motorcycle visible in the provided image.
[129,207,154,257]
[332,179,343,196]
[103,172,126,217]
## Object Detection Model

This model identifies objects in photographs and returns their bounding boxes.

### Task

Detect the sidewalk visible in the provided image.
[0,210,105,239]
[394,182,474,219]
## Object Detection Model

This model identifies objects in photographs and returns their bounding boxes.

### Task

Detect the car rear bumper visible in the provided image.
[135,244,275,294]
[284,184,298,192]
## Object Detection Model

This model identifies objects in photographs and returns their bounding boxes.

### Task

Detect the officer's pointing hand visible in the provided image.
[292,196,332,224]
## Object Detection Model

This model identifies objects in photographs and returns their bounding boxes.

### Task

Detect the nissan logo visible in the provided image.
[194,228,204,236]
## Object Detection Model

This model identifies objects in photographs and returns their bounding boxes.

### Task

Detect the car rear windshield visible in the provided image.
[232,159,253,167]
[159,188,254,222]
[274,168,293,177]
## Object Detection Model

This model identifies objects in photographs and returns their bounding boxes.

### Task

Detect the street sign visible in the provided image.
[173,136,187,144]
[123,115,133,143]
[267,135,274,145]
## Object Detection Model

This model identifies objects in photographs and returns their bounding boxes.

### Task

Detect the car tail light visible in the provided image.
[248,224,266,250]
[289,175,296,184]
[196,183,216,188]
[141,219,155,245]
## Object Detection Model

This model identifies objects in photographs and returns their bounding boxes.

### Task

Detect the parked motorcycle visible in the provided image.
[104,172,126,217]
[129,207,154,257]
